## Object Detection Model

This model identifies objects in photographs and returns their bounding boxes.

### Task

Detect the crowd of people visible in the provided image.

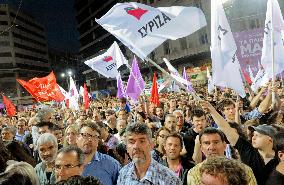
[0,80,284,185]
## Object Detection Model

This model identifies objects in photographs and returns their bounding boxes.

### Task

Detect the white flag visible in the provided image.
[163,58,189,86]
[261,0,284,79]
[96,2,207,59]
[207,67,214,94]
[248,65,255,82]
[211,0,246,97]
[251,66,267,92]
[84,41,128,78]
[69,77,79,110]
[58,85,69,100]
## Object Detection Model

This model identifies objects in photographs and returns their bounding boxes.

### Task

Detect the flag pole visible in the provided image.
[271,1,276,105]
[145,57,201,101]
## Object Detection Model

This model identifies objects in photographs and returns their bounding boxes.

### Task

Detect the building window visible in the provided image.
[0,10,6,15]
[0,41,10,46]
[163,41,170,55]
[180,38,187,50]
[15,53,48,63]
[200,33,208,45]
[0,52,12,57]
[0,21,8,25]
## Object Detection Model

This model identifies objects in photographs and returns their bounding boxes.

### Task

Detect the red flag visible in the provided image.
[241,69,252,85]
[17,72,65,102]
[2,95,16,117]
[83,83,90,110]
[150,73,160,106]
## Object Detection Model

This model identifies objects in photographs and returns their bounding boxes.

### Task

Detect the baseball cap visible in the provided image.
[249,124,277,138]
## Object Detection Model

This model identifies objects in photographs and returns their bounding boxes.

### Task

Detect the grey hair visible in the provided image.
[57,146,85,165]
[1,126,17,136]
[125,123,152,140]
[165,114,177,121]
[36,107,54,121]
[37,133,58,153]
[173,109,184,117]
[5,161,39,185]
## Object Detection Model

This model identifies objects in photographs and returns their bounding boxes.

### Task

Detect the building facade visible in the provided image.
[0,4,50,104]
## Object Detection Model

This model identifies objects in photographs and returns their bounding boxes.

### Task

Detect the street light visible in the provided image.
[67,70,72,76]
[61,73,65,78]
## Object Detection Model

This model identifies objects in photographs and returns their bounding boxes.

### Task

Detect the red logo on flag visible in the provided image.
[103,56,113,62]
[125,7,148,20]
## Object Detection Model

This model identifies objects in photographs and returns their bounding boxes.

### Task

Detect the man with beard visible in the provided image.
[76,121,120,185]
[117,123,182,185]
[162,133,195,184]
[35,133,58,185]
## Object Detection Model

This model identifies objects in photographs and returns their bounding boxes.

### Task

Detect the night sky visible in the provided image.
[1,0,80,53]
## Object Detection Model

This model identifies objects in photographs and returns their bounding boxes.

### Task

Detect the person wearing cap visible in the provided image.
[201,101,278,185]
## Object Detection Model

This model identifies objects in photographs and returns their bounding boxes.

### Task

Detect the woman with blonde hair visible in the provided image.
[63,124,79,147]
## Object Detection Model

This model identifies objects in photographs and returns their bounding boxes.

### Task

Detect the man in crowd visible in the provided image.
[200,156,249,185]
[105,109,118,134]
[117,123,182,184]
[15,117,28,142]
[173,110,190,134]
[54,146,86,183]
[187,127,257,185]
[162,132,195,184]
[35,133,57,185]
[183,109,208,161]
[266,132,284,184]
[202,101,277,185]
[76,121,121,185]
[164,114,177,132]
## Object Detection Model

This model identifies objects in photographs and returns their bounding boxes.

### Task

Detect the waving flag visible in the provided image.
[211,0,246,97]
[261,0,284,79]
[163,58,188,86]
[84,42,128,78]
[116,73,127,98]
[2,95,16,117]
[83,83,90,110]
[125,56,145,101]
[96,2,207,59]
[182,67,194,92]
[248,65,255,82]
[69,76,79,110]
[150,72,160,106]
[207,67,214,94]
[17,72,65,102]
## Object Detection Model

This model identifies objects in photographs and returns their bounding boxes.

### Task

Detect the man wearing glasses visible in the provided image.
[55,146,90,183]
[76,121,121,185]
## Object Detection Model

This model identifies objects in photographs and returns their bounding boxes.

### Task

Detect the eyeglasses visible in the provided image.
[79,133,99,140]
[54,164,80,171]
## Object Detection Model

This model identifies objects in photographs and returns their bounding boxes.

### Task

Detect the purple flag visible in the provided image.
[125,56,145,101]
[116,73,126,98]
[182,67,194,92]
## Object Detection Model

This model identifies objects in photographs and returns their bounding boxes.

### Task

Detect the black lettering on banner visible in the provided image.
[161,12,171,23]
[264,21,271,35]
[217,25,228,41]
[156,15,164,27]
[138,28,147,38]
[106,63,117,71]
[153,17,160,28]
[148,21,155,32]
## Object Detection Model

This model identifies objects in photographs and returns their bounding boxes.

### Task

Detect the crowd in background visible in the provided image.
[0,79,284,185]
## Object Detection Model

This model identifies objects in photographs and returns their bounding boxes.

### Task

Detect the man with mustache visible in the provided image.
[76,121,121,185]
[35,133,58,185]
[117,123,182,185]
